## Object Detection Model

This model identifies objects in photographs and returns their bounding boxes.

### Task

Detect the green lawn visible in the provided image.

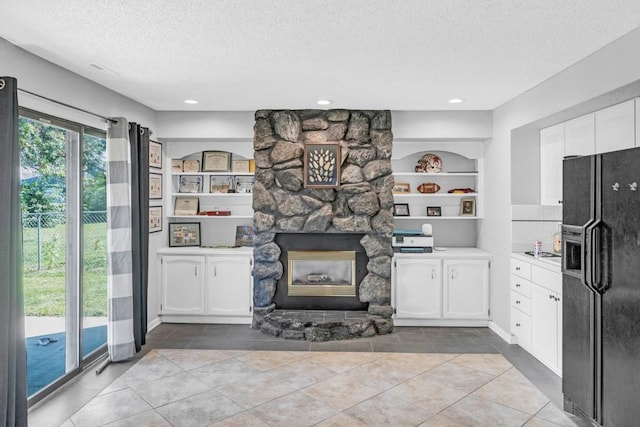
[23,221,107,317]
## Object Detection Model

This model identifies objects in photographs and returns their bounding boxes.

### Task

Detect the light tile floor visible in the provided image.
[29,325,585,427]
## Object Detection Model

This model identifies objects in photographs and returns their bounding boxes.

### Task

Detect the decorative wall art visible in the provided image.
[393,203,410,216]
[174,197,199,216]
[169,223,201,247]
[304,143,340,188]
[182,159,200,173]
[149,173,162,199]
[460,197,476,216]
[149,206,162,232]
[171,159,184,172]
[427,206,442,216]
[202,151,231,172]
[149,140,162,169]
[178,175,203,193]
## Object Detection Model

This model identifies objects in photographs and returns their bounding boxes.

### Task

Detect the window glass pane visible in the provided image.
[82,130,107,357]
[20,116,72,396]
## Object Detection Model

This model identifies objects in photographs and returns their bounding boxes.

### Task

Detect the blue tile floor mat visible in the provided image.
[26,324,107,396]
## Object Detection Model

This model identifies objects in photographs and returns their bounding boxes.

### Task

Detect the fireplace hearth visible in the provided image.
[251,109,395,341]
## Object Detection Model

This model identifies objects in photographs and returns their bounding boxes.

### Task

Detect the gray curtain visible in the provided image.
[0,77,28,425]
[105,119,149,361]
[128,123,149,351]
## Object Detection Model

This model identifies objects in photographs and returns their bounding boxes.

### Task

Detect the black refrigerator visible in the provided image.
[562,146,640,426]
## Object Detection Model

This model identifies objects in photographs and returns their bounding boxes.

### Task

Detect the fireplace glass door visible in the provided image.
[287,251,356,297]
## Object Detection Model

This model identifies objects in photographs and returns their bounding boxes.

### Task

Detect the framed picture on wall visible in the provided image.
[304,142,341,188]
[149,140,162,169]
[168,223,201,247]
[393,203,410,216]
[149,206,162,233]
[202,151,231,172]
[149,173,162,199]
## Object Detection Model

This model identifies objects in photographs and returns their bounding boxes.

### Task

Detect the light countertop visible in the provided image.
[511,252,561,272]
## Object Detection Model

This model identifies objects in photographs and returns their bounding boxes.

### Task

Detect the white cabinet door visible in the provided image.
[394,258,441,318]
[540,123,564,206]
[161,255,205,314]
[531,284,560,370]
[205,256,252,316]
[511,306,531,349]
[564,113,595,157]
[595,99,635,154]
[442,260,489,319]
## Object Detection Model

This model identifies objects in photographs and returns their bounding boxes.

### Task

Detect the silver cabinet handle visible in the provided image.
[194,266,198,276]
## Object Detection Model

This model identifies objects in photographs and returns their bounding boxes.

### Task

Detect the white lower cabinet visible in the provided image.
[392,249,491,326]
[443,260,489,319]
[394,258,442,319]
[206,256,252,317]
[511,254,562,375]
[161,255,206,315]
[159,248,253,324]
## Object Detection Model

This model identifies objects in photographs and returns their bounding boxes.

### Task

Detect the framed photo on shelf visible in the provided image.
[202,151,231,172]
[460,197,476,216]
[149,206,162,233]
[179,175,203,193]
[393,203,410,216]
[392,182,411,194]
[149,140,162,169]
[235,225,255,247]
[182,159,200,173]
[232,159,250,173]
[149,173,162,199]
[304,142,341,188]
[427,206,442,217]
[171,159,184,172]
[174,197,199,216]
[210,175,232,193]
[168,223,201,247]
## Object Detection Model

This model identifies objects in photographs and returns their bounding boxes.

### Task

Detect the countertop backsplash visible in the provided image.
[511,204,562,253]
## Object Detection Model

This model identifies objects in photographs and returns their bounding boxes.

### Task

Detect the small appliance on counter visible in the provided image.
[392,224,433,253]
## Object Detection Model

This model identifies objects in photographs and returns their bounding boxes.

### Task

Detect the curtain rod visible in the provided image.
[17,87,117,124]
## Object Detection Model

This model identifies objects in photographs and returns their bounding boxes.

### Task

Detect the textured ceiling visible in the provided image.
[2,1,640,111]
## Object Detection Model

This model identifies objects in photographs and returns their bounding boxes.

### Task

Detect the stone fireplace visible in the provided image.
[251,109,395,341]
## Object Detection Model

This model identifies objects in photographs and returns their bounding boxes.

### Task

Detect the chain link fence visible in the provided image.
[22,211,107,271]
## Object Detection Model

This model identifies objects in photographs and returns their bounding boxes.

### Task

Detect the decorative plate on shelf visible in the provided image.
[415,153,442,173]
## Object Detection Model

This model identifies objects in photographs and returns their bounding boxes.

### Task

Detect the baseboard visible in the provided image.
[147,316,162,332]
[393,318,489,327]
[158,315,252,325]
[488,321,514,343]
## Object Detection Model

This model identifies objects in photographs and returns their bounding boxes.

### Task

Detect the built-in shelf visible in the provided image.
[171,192,252,197]
[171,172,254,177]
[168,215,253,219]
[393,193,479,198]
[394,216,482,220]
[393,172,478,177]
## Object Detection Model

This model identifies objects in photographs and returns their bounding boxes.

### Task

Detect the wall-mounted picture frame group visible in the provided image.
[149,173,163,199]
[149,206,162,233]
[202,151,231,172]
[427,206,442,216]
[393,203,410,216]
[179,175,203,193]
[460,197,476,216]
[174,197,199,216]
[304,143,341,188]
[169,223,201,247]
[149,140,162,169]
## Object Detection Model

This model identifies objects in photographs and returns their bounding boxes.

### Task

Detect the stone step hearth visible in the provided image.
[259,309,394,342]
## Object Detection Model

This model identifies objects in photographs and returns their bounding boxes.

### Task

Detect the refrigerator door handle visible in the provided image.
[582,222,594,290]
[590,219,609,294]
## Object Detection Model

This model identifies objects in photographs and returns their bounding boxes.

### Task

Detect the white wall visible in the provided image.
[481,27,640,333]
[0,38,164,327]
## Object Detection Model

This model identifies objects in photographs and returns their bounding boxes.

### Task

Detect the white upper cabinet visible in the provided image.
[595,99,635,154]
[564,113,595,157]
[540,123,564,206]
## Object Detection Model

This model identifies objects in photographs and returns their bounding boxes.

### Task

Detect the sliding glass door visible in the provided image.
[20,109,107,401]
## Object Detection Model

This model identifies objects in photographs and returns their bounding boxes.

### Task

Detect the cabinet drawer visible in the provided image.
[511,258,531,280]
[511,307,531,349]
[510,275,532,298]
[510,291,532,316]
[531,265,562,294]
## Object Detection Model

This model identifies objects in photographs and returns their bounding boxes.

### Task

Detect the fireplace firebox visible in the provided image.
[287,250,356,297]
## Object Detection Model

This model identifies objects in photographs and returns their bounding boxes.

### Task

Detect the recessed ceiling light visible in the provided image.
[184,99,199,104]
[317,99,333,105]
[448,98,464,104]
